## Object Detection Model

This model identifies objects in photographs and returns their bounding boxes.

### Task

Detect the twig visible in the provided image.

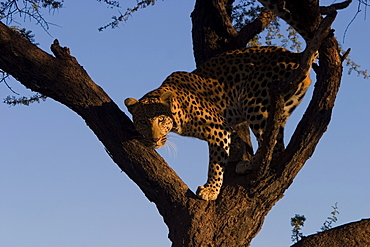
[320,0,352,14]
[1,72,20,95]
[341,48,351,61]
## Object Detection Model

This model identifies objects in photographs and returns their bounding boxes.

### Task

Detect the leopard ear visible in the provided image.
[124,98,139,114]
[160,91,173,106]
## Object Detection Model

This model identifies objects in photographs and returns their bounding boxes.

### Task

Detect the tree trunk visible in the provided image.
[0,0,365,246]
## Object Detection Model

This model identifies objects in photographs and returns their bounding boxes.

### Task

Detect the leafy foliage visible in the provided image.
[233,1,367,78]
[291,214,306,243]
[0,1,61,105]
[9,25,38,44]
[320,202,339,231]
[0,0,63,30]
[291,203,340,244]
[97,0,120,8]
[232,0,263,31]
[232,1,304,51]
[1,64,47,106]
[345,54,369,79]
[3,93,47,106]
[98,0,156,31]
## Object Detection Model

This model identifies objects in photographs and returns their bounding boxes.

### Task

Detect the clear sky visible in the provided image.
[0,1,369,246]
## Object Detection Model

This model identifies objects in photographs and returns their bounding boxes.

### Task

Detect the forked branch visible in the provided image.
[252,10,337,182]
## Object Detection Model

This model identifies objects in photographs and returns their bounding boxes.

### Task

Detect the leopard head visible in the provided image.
[124,91,173,149]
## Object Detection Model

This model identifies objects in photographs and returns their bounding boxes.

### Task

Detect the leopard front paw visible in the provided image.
[196,186,219,201]
[235,160,253,175]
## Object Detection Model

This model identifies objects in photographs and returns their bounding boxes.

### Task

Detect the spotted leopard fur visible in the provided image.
[125,46,311,201]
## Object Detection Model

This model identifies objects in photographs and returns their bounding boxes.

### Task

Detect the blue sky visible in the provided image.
[0,1,369,246]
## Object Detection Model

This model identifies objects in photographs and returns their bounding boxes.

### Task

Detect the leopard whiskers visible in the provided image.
[164,134,178,159]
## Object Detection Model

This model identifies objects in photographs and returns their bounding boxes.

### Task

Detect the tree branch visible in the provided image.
[191,0,276,66]
[292,219,370,247]
[320,0,352,15]
[241,2,344,206]
[191,0,237,66]
[278,30,342,174]
[230,8,276,48]
[0,20,191,221]
[249,9,336,186]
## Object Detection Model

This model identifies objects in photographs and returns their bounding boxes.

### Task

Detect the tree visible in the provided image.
[0,0,369,246]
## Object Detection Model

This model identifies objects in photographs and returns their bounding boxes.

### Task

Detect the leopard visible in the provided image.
[124,46,312,201]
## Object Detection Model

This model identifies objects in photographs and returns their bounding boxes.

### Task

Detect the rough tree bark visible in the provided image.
[292,219,370,247]
[0,0,367,246]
